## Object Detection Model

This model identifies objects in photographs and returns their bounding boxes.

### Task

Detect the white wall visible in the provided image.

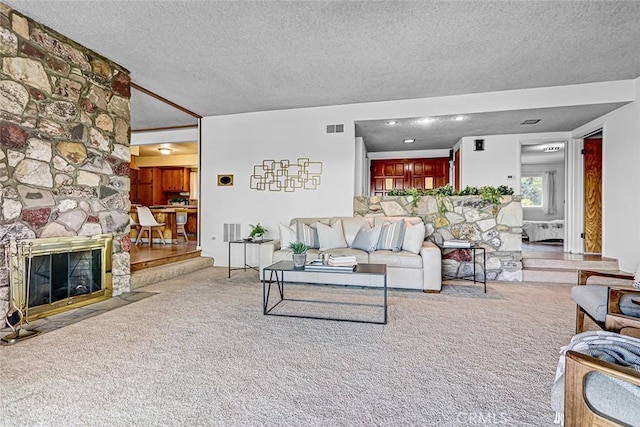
[367,149,451,159]
[460,132,569,190]
[572,81,640,272]
[521,162,565,221]
[201,109,356,266]
[131,127,198,145]
[199,80,636,267]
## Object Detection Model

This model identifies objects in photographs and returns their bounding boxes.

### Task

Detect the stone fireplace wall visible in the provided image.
[354,195,523,281]
[0,4,131,322]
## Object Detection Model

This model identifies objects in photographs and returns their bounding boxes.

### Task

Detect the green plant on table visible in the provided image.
[249,223,267,239]
[288,241,308,254]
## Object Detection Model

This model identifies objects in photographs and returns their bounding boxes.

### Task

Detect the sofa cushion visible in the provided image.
[402,221,425,254]
[332,217,374,247]
[584,371,640,426]
[572,285,640,322]
[316,220,348,251]
[369,250,423,269]
[377,220,406,252]
[351,223,382,253]
[572,285,608,322]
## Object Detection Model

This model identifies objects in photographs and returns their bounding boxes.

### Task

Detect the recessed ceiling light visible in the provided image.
[521,119,541,125]
[158,147,172,155]
[454,115,465,121]
[418,117,434,124]
[386,120,398,125]
[403,139,415,144]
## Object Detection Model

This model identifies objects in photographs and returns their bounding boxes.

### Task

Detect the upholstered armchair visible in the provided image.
[563,348,640,426]
[571,270,640,335]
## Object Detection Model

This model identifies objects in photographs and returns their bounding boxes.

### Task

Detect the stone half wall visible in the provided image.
[354,195,523,281]
[0,4,132,322]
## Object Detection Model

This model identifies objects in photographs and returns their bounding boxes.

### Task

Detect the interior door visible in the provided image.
[371,160,407,196]
[583,137,602,254]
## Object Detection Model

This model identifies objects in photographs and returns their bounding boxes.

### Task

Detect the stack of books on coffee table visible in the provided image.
[304,255,357,272]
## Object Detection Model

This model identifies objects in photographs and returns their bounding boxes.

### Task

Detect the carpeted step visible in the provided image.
[522,257,619,271]
[130,256,214,289]
[523,267,632,285]
[521,255,624,284]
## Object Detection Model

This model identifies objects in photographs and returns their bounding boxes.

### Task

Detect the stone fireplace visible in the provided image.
[0,4,132,327]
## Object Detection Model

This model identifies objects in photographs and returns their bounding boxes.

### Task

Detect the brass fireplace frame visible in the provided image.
[9,234,113,322]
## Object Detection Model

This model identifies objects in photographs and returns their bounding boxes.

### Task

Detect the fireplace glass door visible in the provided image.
[28,249,103,308]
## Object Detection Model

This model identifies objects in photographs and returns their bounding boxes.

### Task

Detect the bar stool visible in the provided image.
[175,208,189,242]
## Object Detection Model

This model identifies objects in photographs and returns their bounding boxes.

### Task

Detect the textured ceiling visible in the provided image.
[6,1,640,149]
[131,87,197,130]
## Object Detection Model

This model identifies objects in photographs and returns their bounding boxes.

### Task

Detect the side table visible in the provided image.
[437,243,487,293]
[228,239,273,278]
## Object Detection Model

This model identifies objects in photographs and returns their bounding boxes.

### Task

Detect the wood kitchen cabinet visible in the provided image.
[130,167,164,206]
[162,167,191,192]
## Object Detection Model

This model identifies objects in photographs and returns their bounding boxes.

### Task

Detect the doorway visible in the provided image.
[520,141,566,254]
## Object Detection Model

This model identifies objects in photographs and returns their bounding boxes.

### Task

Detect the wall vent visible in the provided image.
[223,223,241,242]
[326,124,344,133]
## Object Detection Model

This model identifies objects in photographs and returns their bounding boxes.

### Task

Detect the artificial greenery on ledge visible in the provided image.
[387,184,514,214]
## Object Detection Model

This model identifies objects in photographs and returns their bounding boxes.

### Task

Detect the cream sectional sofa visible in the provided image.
[259,216,442,292]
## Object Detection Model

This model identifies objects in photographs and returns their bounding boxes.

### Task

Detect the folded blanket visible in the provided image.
[551,330,640,426]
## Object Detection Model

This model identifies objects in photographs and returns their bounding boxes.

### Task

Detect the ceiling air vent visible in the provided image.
[521,119,541,125]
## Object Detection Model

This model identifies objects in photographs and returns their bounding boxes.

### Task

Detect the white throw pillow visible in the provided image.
[402,221,425,254]
[279,223,297,249]
[316,220,347,251]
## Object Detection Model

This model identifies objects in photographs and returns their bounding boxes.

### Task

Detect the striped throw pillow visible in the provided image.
[376,220,406,252]
[295,221,320,249]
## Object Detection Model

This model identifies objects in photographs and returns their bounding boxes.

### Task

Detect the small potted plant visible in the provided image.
[288,241,308,268]
[249,223,267,241]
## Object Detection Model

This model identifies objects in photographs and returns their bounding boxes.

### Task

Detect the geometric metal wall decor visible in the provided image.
[250,158,323,192]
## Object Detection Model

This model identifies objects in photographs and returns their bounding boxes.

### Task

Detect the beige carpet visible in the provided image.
[0,267,576,426]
